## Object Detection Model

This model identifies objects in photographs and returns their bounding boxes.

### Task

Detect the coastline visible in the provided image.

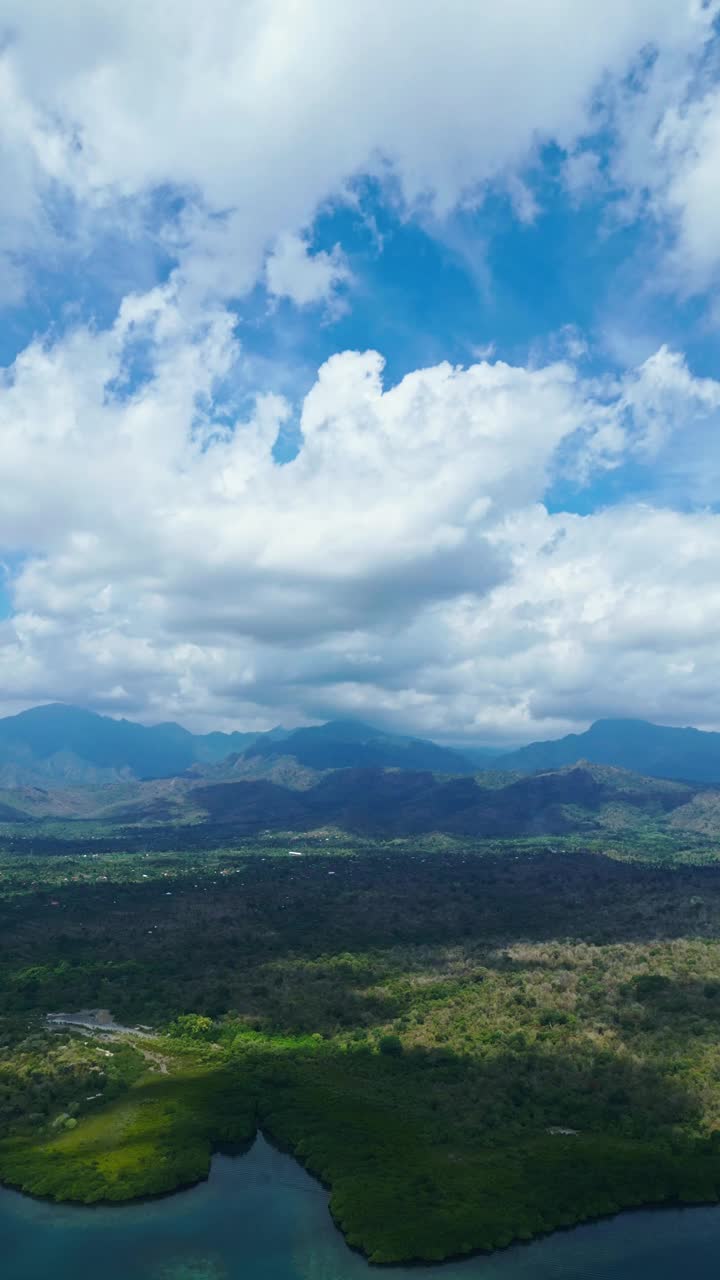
[3,1121,720,1268]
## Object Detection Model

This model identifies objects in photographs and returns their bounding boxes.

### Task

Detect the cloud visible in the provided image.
[0,54,67,303]
[265,232,351,309]
[656,85,720,283]
[605,14,720,287]
[0,1,716,304]
[1,282,720,736]
[459,504,720,737]
[616,345,720,456]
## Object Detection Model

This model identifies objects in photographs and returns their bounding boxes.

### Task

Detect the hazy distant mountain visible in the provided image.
[243,719,476,774]
[0,703,269,787]
[461,745,506,768]
[0,704,474,788]
[8,705,720,793]
[495,718,720,784]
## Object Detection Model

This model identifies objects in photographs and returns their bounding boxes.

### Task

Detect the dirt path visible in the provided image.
[132,1043,170,1074]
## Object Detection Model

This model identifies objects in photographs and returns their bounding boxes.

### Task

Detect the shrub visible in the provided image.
[378,1034,403,1057]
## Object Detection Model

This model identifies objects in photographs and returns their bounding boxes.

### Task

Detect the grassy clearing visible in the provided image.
[0,1054,255,1203]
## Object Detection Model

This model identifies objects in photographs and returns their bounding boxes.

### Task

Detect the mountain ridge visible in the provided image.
[0,758,713,842]
[0,703,268,786]
[7,704,720,793]
[495,717,720,784]
[242,718,476,774]
[0,704,478,787]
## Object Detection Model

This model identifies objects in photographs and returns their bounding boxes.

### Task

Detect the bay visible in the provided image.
[3,1134,719,1280]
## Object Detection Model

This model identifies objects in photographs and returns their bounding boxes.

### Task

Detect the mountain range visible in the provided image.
[0,703,280,787]
[241,719,475,773]
[496,718,720,784]
[3,703,720,791]
[0,704,476,787]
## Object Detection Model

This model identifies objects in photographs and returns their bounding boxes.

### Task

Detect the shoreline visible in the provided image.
[3,1124,720,1268]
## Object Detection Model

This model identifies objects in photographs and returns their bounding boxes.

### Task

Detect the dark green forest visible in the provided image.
[4,835,720,1260]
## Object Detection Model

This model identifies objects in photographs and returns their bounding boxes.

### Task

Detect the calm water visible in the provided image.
[4,1134,720,1280]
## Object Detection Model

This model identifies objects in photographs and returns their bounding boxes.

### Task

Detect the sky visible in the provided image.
[1,2,720,745]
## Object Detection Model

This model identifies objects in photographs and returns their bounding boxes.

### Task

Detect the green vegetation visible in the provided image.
[6,840,720,1260]
[6,756,720,848]
[0,1054,255,1204]
[0,1026,144,1136]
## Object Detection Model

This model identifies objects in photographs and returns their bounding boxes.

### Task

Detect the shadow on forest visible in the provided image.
[623,974,720,1033]
[16,1035,706,1175]
[6,850,720,1031]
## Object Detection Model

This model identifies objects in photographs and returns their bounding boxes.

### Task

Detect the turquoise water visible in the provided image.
[4,1135,720,1280]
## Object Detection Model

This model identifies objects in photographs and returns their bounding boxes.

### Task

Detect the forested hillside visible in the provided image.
[1,760,719,846]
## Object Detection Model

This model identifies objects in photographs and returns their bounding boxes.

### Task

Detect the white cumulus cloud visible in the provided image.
[265,232,350,309]
[0,284,719,736]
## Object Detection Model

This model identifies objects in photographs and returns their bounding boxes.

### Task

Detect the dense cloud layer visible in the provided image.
[1,2,720,738]
[1,286,719,738]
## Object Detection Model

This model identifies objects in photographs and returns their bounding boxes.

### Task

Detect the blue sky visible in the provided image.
[1,1,720,742]
[7,166,717,509]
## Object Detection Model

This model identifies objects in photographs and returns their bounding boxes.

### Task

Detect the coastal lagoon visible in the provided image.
[4,1134,720,1280]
